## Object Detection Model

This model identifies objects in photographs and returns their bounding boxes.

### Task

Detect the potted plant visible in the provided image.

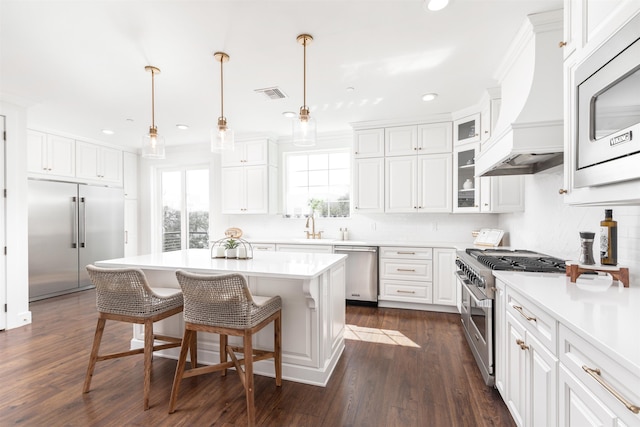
[224,238,239,258]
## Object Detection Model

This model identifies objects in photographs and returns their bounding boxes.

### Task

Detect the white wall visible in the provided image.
[0,101,31,329]
[498,165,640,285]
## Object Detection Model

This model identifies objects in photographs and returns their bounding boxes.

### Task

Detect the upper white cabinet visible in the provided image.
[453,113,480,145]
[220,138,277,214]
[454,143,523,213]
[353,128,384,158]
[353,157,384,213]
[385,125,418,156]
[75,141,123,185]
[27,130,75,178]
[562,1,640,205]
[221,138,276,167]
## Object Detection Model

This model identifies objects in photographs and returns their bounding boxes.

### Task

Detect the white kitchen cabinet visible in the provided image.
[220,138,276,167]
[384,125,418,156]
[454,144,523,213]
[123,151,138,199]
[27,130,75,178]
[453,113,480,145]
[75,141,123,185]
[561,1,640,206]
[558,324,640,426]
[354,128,384,158]
[379,247,433,304]
[432,248,456,306]
[220,138,277,214]
[453,144,479,212]
[221,165,276,214]
[479,89,501,145]
[385,154,452,213]
[495,279,507,399]
[353,157,384,213]
[124,199,138,257]
[503,287,559,427]
[479,175,525,213]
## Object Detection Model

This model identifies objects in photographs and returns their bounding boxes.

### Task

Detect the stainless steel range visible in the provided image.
[455,248,566,386]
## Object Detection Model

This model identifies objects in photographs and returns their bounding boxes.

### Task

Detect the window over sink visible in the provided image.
[283,149,350,218]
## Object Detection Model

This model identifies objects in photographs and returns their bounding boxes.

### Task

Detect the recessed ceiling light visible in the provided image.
[425,0,449,11]
[422,93,438,101]
[282,111,296,118]
[176,124,189,130]
[101,129,114,135]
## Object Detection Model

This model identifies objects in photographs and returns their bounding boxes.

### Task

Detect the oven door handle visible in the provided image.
[459,277,493,308]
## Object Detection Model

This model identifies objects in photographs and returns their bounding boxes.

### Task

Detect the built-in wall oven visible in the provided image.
[455,249,566,386]
[574,12,640,188]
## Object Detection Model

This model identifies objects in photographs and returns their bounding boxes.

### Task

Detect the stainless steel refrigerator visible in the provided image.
[28,179,124,301]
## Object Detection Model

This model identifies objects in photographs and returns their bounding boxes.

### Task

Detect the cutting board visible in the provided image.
[473,228,504,247]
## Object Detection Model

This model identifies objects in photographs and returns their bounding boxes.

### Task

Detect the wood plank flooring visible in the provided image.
[0,290,514,426]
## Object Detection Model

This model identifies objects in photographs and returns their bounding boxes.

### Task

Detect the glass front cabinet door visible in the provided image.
[454,144,479,212]
[453,113,480,145]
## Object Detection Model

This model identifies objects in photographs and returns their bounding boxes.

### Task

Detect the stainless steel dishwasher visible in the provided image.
[334,246,378,305]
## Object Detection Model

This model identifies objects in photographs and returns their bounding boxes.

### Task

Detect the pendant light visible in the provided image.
[292,34,316,147]
[141,65,166,159]
[211,52,235,151]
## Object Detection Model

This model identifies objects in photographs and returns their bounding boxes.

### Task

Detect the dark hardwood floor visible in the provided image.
[0,290,514,426]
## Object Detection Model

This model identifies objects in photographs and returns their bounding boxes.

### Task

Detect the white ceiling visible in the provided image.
[0,0,563,149]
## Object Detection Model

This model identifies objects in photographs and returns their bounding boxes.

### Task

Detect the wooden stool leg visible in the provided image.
[168,328,193,414]
[143,319,154,410]
[220,334,228,377]
[83,317,106,393]
[189,331,198,369]
[244,330,255,427]
[275,312,282,387]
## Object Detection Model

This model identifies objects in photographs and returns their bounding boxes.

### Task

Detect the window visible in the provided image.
[160,168,209,252]
[284,150,350,218]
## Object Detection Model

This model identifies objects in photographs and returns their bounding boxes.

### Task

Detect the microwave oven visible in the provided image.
[574,12,640,188]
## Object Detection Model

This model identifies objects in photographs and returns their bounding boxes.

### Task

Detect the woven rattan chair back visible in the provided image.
[177,271,279,329]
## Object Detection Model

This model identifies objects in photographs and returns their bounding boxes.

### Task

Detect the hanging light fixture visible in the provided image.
[292,34,316,147]
[211,52,235,151]
[141,65,166,159]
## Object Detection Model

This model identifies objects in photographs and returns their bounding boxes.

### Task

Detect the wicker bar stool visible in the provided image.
[83,265,191,410]
[169,271,282,427]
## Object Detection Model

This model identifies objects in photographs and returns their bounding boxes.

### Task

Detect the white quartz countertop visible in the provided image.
[96,249,347,280]
[494,271,640,376]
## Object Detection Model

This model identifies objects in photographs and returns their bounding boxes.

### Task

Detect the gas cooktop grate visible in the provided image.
[476,255,566,273]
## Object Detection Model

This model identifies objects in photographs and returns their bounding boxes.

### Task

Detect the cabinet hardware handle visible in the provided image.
[558,188,568,194]
[513,305,537,322]
[396,290,416,294]
[397,251,416,255]
[559,41,567,48]
[475,334,480,342]
[516,339,529,350]
[354,151,358,154]
[397,268,416,272]
[582,365,640,414]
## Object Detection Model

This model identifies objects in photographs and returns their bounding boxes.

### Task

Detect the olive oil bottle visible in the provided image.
[599,209,618,265]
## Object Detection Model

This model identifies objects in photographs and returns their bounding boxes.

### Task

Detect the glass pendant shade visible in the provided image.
[211,117,235,151]
[292,108,317,147]
[142,127,166,158]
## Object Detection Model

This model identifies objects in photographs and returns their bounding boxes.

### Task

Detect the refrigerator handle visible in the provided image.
[80,197,86,248]
[72,196,78,248]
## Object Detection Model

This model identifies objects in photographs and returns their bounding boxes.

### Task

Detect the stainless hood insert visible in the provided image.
[476,9,564,177]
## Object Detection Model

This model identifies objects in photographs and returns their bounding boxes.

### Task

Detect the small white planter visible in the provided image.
[225,248,237,258]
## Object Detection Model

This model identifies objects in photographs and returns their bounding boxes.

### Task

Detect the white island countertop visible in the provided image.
[494,271,640,377]
[97,248,347,280]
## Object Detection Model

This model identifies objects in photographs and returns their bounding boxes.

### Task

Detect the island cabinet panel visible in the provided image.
[105,249,346,387]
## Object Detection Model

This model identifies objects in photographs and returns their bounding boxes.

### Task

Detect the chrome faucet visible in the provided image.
[305,216,323,239]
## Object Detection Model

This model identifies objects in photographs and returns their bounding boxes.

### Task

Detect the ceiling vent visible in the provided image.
[254,87,288,100]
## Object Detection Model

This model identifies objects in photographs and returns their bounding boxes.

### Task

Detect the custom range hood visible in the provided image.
[476,9,564,177]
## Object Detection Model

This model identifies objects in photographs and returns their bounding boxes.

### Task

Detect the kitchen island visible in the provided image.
[96,249,347,386]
